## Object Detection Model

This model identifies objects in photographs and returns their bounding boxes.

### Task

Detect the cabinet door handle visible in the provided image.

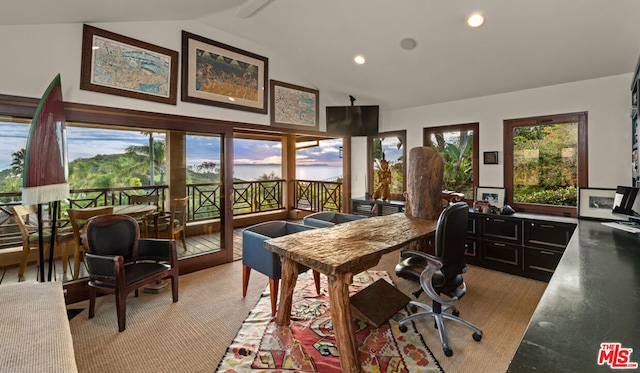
[539,250,555,255]
[540,224,555,229]
[493,242,506,247]
[493,219,505,223]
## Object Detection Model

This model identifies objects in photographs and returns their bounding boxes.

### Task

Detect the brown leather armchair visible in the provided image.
[83,214,179,332]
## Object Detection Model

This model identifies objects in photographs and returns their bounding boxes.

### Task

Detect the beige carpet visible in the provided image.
[68,253,546,372]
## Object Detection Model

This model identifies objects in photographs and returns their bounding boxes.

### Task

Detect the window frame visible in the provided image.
[503,111,588,216]
[423,122,479,204]
[367,130,406,201]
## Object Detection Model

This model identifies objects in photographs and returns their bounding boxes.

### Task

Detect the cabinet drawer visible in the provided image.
[524,221,576,250]
[482,240,522,274]
[464,239,479,264]
[467,216,479,237]
[481,216,521,243]
[524,247,563,281]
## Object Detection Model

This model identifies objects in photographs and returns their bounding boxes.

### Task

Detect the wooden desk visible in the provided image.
[264,213,437,373]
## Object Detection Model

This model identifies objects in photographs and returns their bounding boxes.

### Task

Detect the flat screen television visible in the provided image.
[326,105,379,137]
[612,185,640,224]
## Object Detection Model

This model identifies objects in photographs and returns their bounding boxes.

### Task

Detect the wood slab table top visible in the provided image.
[264,213,437,373]
[264,212,438,275]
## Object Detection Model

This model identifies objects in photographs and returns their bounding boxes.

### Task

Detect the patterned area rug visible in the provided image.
[216,270,443,372]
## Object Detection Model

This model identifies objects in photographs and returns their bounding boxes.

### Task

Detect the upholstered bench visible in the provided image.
[0,281,78,372]
[302,211,365,228]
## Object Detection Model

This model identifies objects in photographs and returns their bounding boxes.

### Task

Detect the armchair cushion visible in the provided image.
[303,211,364,228]
[242,221,315,280]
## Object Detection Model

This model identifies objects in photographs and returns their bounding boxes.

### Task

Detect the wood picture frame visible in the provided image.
[484,151,499,164]
[181,31,268,114]
[270,80,319,131]
[476,186,506,208]
[578,187,626,221]
[80,25,178,105]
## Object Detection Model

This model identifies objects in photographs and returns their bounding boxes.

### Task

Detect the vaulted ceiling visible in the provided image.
[3,0,640,110]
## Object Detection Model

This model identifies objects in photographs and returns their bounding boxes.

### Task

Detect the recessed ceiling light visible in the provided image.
[400,38,417,50]
[467,13,485,28]
[354,55,366,65]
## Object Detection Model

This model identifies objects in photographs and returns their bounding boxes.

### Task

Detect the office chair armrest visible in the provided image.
[418,263,459,306]
[400,249,441,264]
[137,238,177,264]
[85,253,120,279]
[402,250,459,306]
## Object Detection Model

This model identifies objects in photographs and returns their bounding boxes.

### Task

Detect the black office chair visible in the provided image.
[395,202,482,356]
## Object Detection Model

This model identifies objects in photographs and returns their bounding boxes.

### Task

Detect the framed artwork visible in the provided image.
[578,187,625,221]
[270,80,319,131]
[181,31,268,114]
[80,25,179,105]
[476,186,505,208]
[484,151,499,164]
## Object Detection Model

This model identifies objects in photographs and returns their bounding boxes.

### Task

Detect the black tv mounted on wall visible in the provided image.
[325,105,379,137]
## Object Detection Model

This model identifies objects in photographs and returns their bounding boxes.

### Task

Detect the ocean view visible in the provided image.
[233,164,343,181]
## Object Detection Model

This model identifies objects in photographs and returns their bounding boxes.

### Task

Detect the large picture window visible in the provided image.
[368,131,405,200]
[424,123,479,201]
[504,112,588,215]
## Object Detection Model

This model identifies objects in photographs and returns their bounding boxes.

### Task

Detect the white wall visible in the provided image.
[350,74,634,197]
[0,21,323,127]
[0,22,632,196]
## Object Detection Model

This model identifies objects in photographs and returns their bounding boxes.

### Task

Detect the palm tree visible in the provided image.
[125,133,166,185]
[10,148,25,177]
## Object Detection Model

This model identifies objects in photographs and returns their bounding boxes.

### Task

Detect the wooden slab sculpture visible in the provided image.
[404,147,444,252]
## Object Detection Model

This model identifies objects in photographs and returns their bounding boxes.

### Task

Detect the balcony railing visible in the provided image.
[0,179,342,250]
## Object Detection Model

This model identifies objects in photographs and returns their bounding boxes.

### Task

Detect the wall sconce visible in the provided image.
[339,146,343,158]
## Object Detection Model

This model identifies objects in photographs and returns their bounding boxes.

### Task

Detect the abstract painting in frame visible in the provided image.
[270,80,319,131]
[80,25,178,105]
[181,31,268,114]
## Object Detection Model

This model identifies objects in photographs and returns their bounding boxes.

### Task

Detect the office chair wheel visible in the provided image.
[473,332,482,341]
[399,324,408,333]
[410,304,418,313]
[452,309,460,317]
[444,347,453,357]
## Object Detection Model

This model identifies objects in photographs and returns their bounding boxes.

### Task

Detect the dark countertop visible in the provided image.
[508,219,640,372]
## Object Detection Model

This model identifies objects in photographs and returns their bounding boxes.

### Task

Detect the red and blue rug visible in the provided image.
[216,270,443,372]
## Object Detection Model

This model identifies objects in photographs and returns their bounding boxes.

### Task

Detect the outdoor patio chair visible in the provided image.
[12,204,74,280]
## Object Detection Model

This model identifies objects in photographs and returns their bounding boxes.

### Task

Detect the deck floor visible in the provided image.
[0,228,245,285]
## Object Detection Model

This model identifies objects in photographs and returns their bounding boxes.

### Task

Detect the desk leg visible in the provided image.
[328,272,361,373]
[275,257,298,326]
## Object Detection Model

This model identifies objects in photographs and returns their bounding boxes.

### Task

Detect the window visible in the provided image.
[424,123,479,201]
[504,112,588,216]
[368,131,405,200]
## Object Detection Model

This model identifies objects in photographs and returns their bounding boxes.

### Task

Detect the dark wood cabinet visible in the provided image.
[524,220,575,250]
[479,215,523,275]
[480,216,521,244]
[350,197,405,217]
[483,240,523,275]
[522,220,576,281]
[465,215,480,264]
[468,212,576,282]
